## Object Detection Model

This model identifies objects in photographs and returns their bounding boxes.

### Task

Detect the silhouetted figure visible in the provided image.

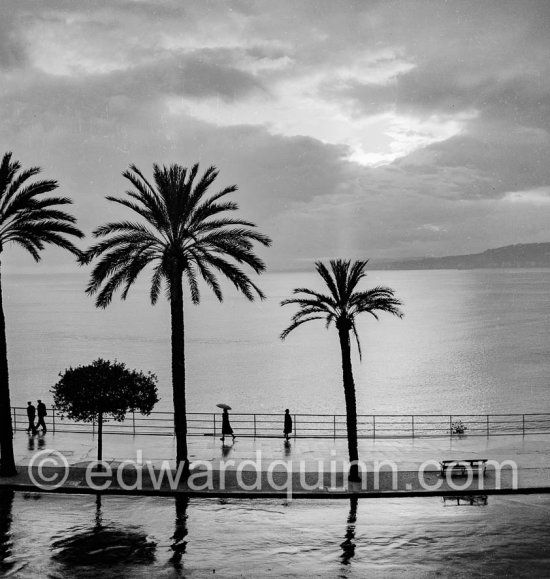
[220,408,235,443]
[284,409,292,441]
[36,400,47,432]
[26,402,37,434]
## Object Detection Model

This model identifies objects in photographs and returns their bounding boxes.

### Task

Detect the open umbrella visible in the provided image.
[216,403,231,410]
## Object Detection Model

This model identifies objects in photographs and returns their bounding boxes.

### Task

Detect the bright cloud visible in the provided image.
[503,187,550,205]
[1,0,550,271]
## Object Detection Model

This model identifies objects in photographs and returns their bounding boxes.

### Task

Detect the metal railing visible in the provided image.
[10,407,550,438]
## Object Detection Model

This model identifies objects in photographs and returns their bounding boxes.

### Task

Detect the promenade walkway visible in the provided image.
[1,431,549,498]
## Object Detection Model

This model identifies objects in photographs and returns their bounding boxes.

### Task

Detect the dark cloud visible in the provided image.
[0,9,27,69]
[139,50,266,102]
[2,0,550,271]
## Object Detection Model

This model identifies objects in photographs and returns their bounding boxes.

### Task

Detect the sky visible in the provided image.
[2,0,550,272]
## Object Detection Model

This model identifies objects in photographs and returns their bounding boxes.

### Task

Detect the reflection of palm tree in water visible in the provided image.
[340,497,358,565]
[170,496,189,572]
[0,490,15,573]
[95,494,103,529]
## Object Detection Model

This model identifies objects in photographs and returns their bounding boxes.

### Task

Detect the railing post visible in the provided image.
[132,410,136,435]
[412,415,415,438]
[522,414,525,436]
[449,415,452,437]
[293,414,297,438]
[333,415,336,439]
[52,408,56,433]
[373,415,376,439]
[486,415,489,437]
[13,407,16,433]
[254,414,257,438]
[213,413,216,437]
[92,418,95,437]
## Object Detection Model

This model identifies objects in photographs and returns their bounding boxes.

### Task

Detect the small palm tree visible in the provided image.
[82,163,271,471]
[0,152,83,476]
[281,259,403,481]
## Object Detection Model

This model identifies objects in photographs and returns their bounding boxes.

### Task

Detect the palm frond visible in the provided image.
[350,321,363,361]
[0,153,82,261]
[189,249,223,301]
[150,264,164,305]
[280,259,403,356]
[1,167,41,212]
[280,315,325,340]
[184,262,200,304]
[314,261,340,303]
[204,253,265,300]
[85,162,270,307]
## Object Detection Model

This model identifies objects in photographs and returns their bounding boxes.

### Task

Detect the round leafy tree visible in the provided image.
[52,359,158,464]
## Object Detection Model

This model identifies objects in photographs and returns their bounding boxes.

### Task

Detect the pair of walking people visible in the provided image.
[26,400,47,434]
[220,408,293,443]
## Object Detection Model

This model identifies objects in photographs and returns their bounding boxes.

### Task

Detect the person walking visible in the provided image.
[221,408,235,443]
[284,409,292,441]
[36,400,47,433]
[26,401,37,434]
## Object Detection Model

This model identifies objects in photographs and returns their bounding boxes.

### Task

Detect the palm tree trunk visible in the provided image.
[338,326,360,481]
[0,267,16,476]
[97,411,103,465]
[170,272,189,471]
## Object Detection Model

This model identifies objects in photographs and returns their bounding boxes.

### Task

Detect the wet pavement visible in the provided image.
[1,431,549,497]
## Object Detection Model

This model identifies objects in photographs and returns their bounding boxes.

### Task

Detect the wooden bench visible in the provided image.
[440,459,487,476]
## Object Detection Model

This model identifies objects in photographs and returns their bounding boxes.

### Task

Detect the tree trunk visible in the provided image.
[97,411,103,465]
[170,272,189,472]
[338,326,360,481]
[0,267,16,476]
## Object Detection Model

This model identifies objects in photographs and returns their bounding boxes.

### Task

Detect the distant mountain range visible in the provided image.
[374,242,550,270]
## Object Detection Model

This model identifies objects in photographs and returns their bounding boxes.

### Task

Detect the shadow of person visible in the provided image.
[284,440,292,458]
[340,497,358,566]
[27,435,35,451]
[37,434,45,449]
[170,495,189,572]
[0,490,15,574]
[221,444,232,459]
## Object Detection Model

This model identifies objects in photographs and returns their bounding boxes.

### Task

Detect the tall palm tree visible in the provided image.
[82,163,271,471]
[280,259,403,481]
[0,152,83,476]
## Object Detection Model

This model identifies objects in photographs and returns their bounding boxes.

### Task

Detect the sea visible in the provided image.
[5,268,550,415]
[3,268,550,577]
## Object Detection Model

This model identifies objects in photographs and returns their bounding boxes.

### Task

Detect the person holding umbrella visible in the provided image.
[217,404,235,443]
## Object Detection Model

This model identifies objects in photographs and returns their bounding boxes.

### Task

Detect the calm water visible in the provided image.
[5,268,550,414]
[1,491,550,577]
